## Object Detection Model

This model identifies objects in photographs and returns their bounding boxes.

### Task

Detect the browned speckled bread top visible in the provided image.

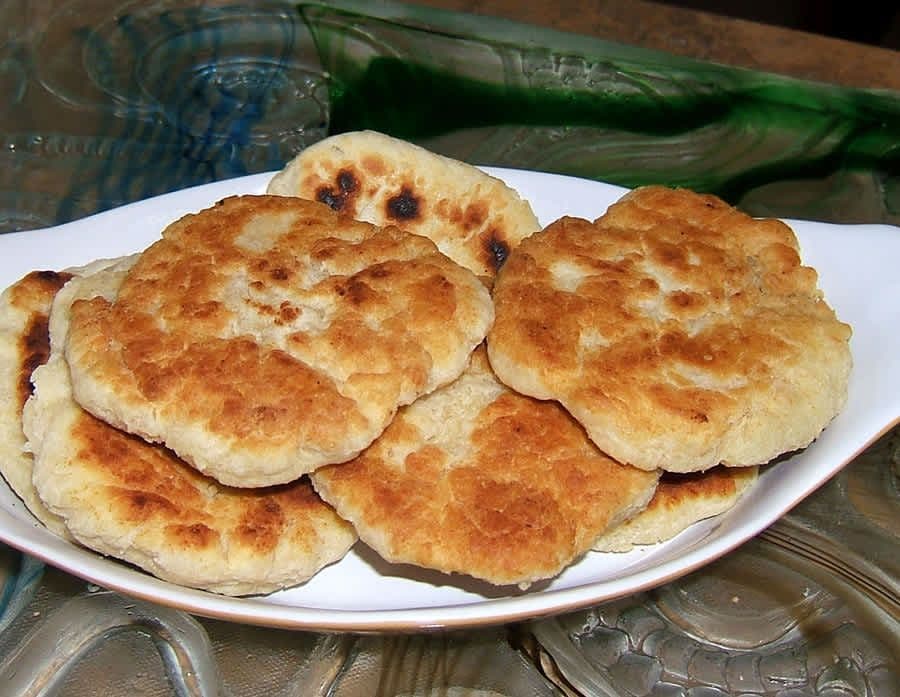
[0,268,75,535]
[267,130,541,278]
[311,347,659,588]
[593,465,758,552]
[487,186,852,472]
[63,194,493,487]
[23,264,356,596]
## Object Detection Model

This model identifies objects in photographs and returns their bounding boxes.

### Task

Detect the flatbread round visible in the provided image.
[267,130,541,278]
[311,347,659,588]
[63,194,494,486]
[23,264,356,596]
[487,186,852,472]
[593,465,758,552]
[0,268,75,535]
[0,258,129,535]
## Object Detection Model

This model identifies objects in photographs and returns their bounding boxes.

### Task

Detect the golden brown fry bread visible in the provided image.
[267,130,541,278]
[488,186,852,472]
[0,267,77,535]
[24,263,356,596]
[312,347,659,588]
[593,465,758,552]
[63,195,494,487]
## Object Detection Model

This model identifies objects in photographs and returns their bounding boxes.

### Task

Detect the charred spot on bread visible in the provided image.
[386,187,420,221]
[316,169,359,212]
[484,232,510,272]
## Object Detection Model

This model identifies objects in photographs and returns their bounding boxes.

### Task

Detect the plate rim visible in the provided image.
[0,167,897,632]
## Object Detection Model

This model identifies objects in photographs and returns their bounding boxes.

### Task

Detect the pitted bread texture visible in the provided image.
[0,258,128,535]
[267,130,541,278]
[312,347,659,588]
[63,195,494,487]
[23,265,356,596]
[487,186,852,473]
[593,465,758,552]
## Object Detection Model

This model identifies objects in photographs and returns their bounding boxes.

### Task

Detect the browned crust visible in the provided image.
[647,466,752,513]
[11,271,73,408]
[68,408,345,563]
[64,195,492,486]
[592,465,758,551]
[267,131,540,277]
[312,349,659,587]
[488,186,852,472]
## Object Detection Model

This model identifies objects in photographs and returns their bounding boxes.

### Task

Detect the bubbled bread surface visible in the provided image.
[267,130,540,279]
[64,195,493,487]
[312,347,659,588]
[488,186,852,472]
[24,267,356,596]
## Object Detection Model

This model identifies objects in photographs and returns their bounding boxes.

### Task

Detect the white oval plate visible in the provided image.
[1,168,898,632]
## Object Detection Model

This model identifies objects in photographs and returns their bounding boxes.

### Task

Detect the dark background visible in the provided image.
[656,1,900,50]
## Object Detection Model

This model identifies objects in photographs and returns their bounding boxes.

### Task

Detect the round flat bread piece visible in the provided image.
[23,266,356,596]
[0,258,126,535]
[267,130,541,278]
[0,268,75,535]
[311,347,659,589]
[63,194,494,487]
[487,185,852,473]
[593,465,758,552]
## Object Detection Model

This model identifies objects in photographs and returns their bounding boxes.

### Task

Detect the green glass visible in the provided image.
[300,1,900,225]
